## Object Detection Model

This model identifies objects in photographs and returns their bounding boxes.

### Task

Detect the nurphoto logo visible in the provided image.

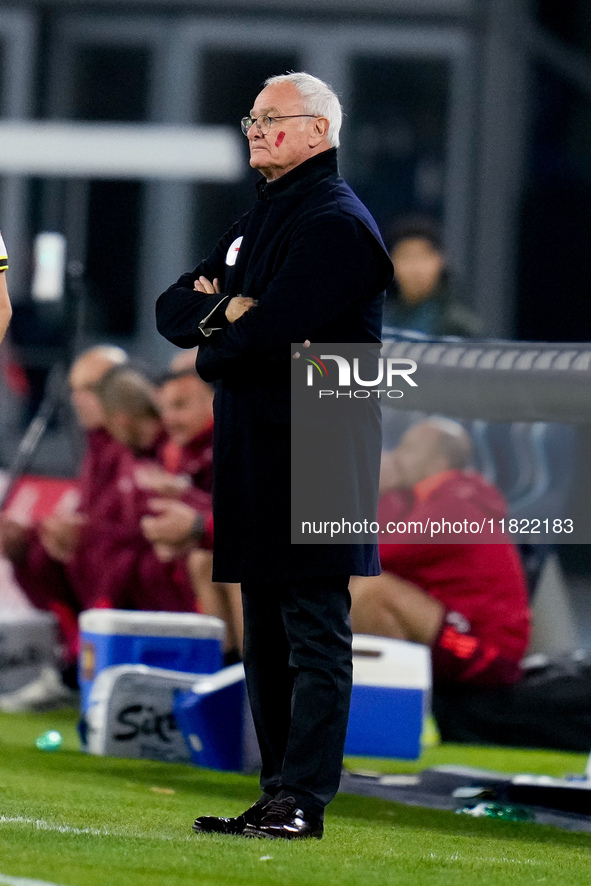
[304,353,418,398]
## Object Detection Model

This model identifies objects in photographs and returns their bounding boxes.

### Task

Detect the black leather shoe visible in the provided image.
[193,797,269,835]
[243,796,324,840]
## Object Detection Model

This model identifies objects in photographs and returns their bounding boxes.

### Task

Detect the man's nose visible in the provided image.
[248,121,264,140]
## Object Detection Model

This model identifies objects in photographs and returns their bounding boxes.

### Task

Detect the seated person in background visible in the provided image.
[90,364,197,615]
[384,216,482,337]
[350,418,531,689]
[0,345,128,683]
[157,367,214,493]
[95,364,163,458]
[140,366,243,658]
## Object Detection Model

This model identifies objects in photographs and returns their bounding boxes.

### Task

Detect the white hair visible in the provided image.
[77,344,128,366]
[264,72,343,149]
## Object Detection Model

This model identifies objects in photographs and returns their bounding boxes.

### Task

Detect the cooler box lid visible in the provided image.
[79,609,225,640]
[352,635,431,690]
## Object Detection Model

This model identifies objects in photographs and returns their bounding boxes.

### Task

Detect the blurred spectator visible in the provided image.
[96,364,163,456]
[133,366,214,556]
[157,367,214,491]
[0,345,128,686]
[0,355,203,698]
[139,367,243,657]
[384,216,482,337]
[350,418,531,689]
[90,364,197,614]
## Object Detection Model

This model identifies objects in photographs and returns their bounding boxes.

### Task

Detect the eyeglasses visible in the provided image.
[240,114,318,136]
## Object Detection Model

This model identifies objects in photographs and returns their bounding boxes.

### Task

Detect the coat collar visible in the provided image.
[255,148,339,201]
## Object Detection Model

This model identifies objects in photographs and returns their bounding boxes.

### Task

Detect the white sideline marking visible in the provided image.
[0,816,103,837]
[424,852,541,866]
[0,815,191,843]
[0,873,71,886]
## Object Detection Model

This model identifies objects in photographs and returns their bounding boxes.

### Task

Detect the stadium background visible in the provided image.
[1,3,591,650]
[1,4,591,882]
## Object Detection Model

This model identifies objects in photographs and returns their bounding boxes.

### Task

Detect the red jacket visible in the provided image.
[160,422,214,493]
[13,428,128,611]
[84,433,197,612]
[379,470,531,664]
[160,422,214,549]
[13,429,198,614]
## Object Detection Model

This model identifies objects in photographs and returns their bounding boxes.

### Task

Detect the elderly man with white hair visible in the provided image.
[157,72,393,839]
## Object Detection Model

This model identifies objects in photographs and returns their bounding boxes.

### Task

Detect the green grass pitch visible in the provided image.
[0,707,590,886]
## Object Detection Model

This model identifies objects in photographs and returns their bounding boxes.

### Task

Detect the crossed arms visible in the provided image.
[156,211,385,382]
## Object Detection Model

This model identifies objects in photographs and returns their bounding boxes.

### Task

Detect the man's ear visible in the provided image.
[309,116,330,147]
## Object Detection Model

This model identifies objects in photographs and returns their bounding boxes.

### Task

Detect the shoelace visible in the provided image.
[262,797,298,822]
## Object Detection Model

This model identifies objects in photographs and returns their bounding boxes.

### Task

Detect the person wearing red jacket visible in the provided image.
[139,367,243,656]
[90,364,198,615]
[0,345,129,679]
[1,355,201,688]
[350,418,531,688]
[158,368,214,491]
[133,367,214,555]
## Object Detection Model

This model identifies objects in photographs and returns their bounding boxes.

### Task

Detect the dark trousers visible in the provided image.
[240,575,352,820]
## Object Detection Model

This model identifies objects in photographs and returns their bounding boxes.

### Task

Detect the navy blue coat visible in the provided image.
[156,149,393,582]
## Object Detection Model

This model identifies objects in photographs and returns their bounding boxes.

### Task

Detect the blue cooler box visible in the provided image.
[173,663,260,773]
[78,609,225,712]
[345,635,431,760]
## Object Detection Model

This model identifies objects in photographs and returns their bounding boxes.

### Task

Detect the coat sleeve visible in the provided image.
[155,219,243,348]
[196,211,392,381]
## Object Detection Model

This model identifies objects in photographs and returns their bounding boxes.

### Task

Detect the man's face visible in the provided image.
[69,357,111,429]
[246,82,327,181]
[382,423,446,491]
[158,375,213,447]
[103,412,162,452]
[391,237,445,305]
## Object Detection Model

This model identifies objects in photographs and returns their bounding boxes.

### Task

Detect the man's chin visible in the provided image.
[249,154,267,168]
[249,157,273,179]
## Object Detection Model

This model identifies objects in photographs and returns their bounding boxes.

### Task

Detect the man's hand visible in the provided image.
[193,274,256,324]
[225,296,257,323]
[153,543,184,563]
[39,513,86,563]
[141,498,200,549]
[193,276,220,295]
[134,464,190,498]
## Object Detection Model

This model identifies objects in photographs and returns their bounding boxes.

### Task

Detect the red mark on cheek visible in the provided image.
[275,131,285,147]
